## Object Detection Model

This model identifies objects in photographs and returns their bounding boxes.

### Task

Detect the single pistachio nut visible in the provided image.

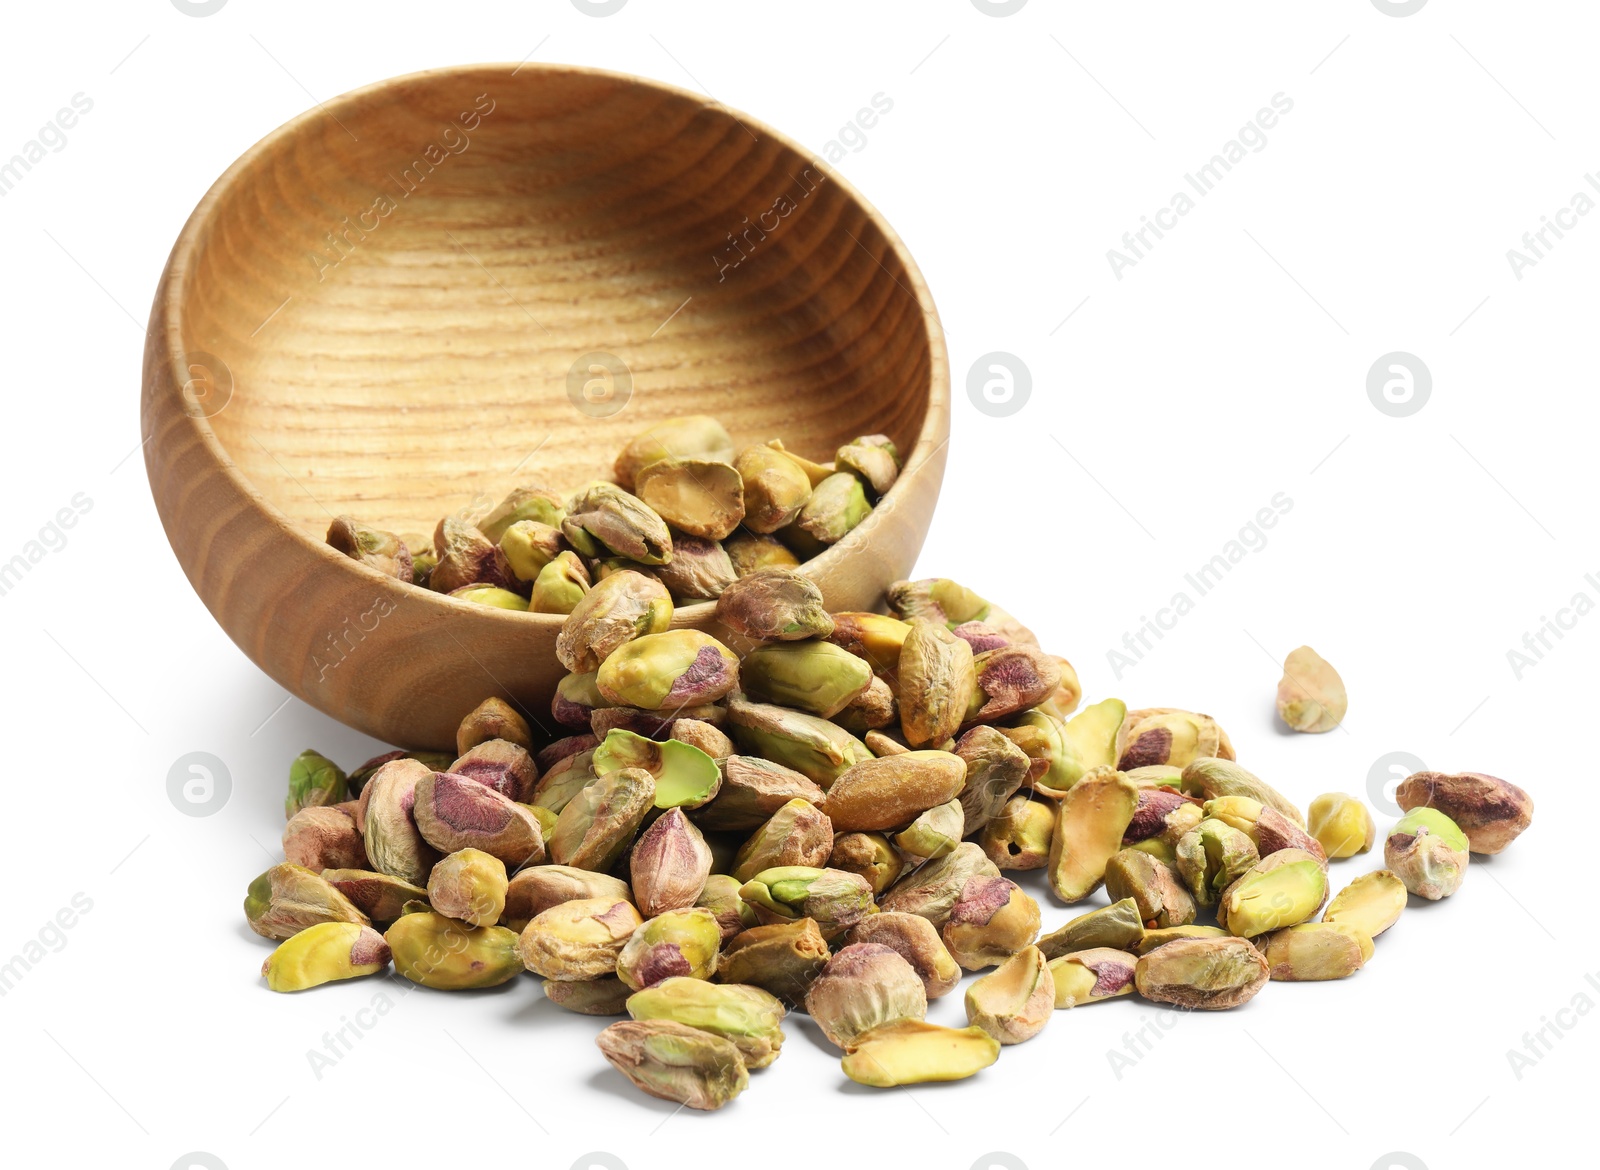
[897,619,977,749]
[1036,898,1145,960]
[834,675,898,735]
[718,919,831,1005]
[634,457,745,541]
[245,863,370,940]
[1203,795,1265,842]
[1104,848,1197,929]
[616,908,722,990]
[654,533,738,601]
[450,739,539,803]
[818,750,967,833]
[529,550,591,614]
[1047,768,1141,904]
[893,798,964,861]
[552,672,611,731]
[1048,947,1138,1008]
[692,755,825,832]
[864,729,910,757]
[1322,870,1407,939]
[361,759,442,886]
[724,695,871,788]
[671,718,733,761]
[625,976,787,1069]
[261,921,390,992]
[386,910,523,989]
[695,873,758,941]
[887,578,990,626]
[942,876,1041,970]
[477,486,566,543]
[562,482,673,564]
[431,515,513,594]
[724,531,800,575]
[1181,757,1303,828]
[543,976,634,1016]
[834,434,900,496]
[1133,935,1270,1010]
[965,945,1052,1045]
[878,842,1000,927]
[457,697,534,756]
[966,645,1062,725]
[1260,922,1371,981]
[630,808,714,917]
[1306,793,1377,859]
[613,415,735,490]
[732,445,812,533]
[596,1019,748,1111]
[765,438,836,487]
[997,710,1076,797]
[738,866,876,939]
[426,848,509,927]
[1135,925,1230,955]
[1216,848,1329,938]
[1030,697,1126,798]
[502,865,632,932]
[845,912,962,1000]
[979,796,1055,871]
[1275,645,1348,733]
[1384,807,1469,900]
[321,870,428,925]
[405,539,437,586]
[1126,836,1178,866]
[286,749,348,817]
[840,1020,999,1087]
[950,621,1012,654]
[793,471,871,546]
[1256,805,1329,864]
[805,943,928,1048]
[739,641,873,719]
[732,799,834,882]
[593,729,721,809]
[528,750,597,815]
[954,726,1031,837]
[327,516,412,581]
[596,630,739,711]
[519,895,642,980]
[284,806,368,872]
[826,611,912,674]
[1174,818,1261,909]
[1394,771,1534,854]
[499,519,566,582]
[413,772,545,869]
[827,832,903,894]
[555,569,674,673]
[549,766,656,872]
[1117,708,1235,771]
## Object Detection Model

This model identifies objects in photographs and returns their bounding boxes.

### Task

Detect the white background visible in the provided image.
[0,3,1590,1169]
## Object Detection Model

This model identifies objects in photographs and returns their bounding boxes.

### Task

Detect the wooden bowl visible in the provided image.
[142,64,948,751]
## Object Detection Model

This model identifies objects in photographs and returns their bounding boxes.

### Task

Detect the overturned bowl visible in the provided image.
[143,63,948,751]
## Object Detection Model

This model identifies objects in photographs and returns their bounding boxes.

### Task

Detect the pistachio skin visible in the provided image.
[245,863,370,941]
[804,943,928,1048]
[1394,771,1533,854]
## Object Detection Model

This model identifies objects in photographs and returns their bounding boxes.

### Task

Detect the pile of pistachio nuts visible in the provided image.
[253,420,1536,1109]
[325,415,896,610]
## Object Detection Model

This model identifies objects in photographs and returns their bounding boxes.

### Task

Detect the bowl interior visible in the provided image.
[180,65,935,551]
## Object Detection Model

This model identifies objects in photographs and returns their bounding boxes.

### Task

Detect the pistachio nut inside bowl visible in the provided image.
[142,63,949,749]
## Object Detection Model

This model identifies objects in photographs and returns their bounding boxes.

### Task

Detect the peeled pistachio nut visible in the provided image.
[954,725,1031,836]
[524,803,559,842]
[431,515,514,594]
[1175,818,1261,909]
[630,808,714,917]
[739,641,873,719]
[942,877,1041,970]
[670,718,733,761]
[634,457,745,541]
[1117,708,1234,771]
[387,910,523,989]
[562,482,673,564]
[499,519,565,583]
[826,611,912,674]
[1104,848,1197,929]
[529,550,592,614]
[966,645,1061,725]
[1307,792,1377,859]
[1275,645,1347,733]
[878,842,1000,927]
[1203,795,1264,842]
[834,434,900,496]
[818,750,967,833]
[738,866,876,939]
[413,772,545,869]
[246,863,370,940]
[887,578,990,626]
[1216,848,1329,938]
[361,759,442,886]
[1256,806,1328,864]
[1323,870,1407,939]
[555,569,674,673]
[834,675,898,735]
[731,799,834,882]
[613,415,735,491]
[1124,787,1203,848]
[1133,935,1270,1010]
[724,531,800,576]
[718,919,831,1005]
[998,710,1075,796]
[1127,836,1178,866]
[979,796,1055,871]
[327,515,412,581]
[321,870,428,925]
[1385,808,1469,900]
[805,943,928,1048]
[544,976,633,1016]
[347,750,454,799]
[841,1019,999,1087]
[593,729,721,809]
[1394,771,1534,854]
[552,672,610,731]
[625,976,787,1069]
[1260,922,1371,981]
[549,766,656,872]
[1135,925,1229,955]
[284,806,368,872]
[1036,898,1145,960]
[893,798,964,861]
[262,921,391,992]
[693,755,825,832]
[897,619,977,749]
[1047,767,1141,904]
[1181,757,1304,828]
[654,533,737,601]
[724,695,872,789]
[965,945,1052,1045]
[596,1019,748,1111]
[478,486,566,543]
[448,739,539,803]
[1048,947,1138,1008]
[529,750,596,815]
[793,471,871,546]
[714,569,834,645]
[865,729,910,757]
[845,912,962,1000]
[695,873,757,941]
[457,697,534,756]
[286,749,348,817]
[828,831,903,894]
[426,848,509,927]
[519,895,642,980]
[502,865,632,932]
[616,908,722,990]
[733,445,812,533]
[1033,697,1126,797]
[595,630,739,711]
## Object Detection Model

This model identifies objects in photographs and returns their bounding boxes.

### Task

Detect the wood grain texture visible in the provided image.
[143,64,949,750]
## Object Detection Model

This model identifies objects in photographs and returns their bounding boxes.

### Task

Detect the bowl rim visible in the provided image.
[150,61,950,628]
